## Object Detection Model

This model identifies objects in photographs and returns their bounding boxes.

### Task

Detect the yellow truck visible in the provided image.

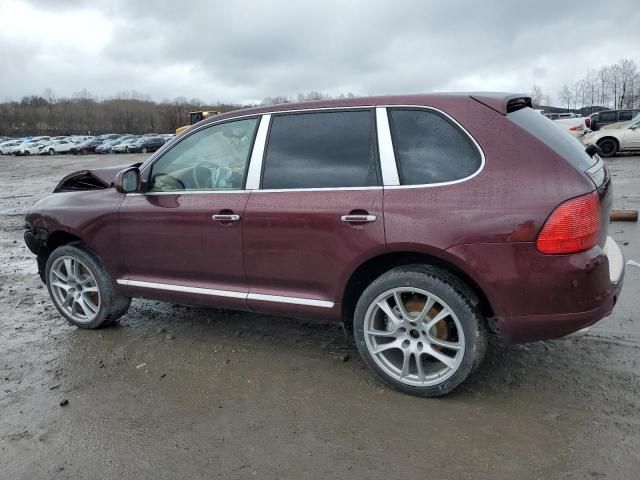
[176,110,220,135]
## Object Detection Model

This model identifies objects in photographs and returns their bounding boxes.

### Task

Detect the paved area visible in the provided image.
[1,153,639,479]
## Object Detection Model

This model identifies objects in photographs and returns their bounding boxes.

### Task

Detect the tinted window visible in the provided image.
[150,118,258,192]
[388,109,482,185]
[618,111,633,121]
[508,107,596,171]
[598,111,617,122]
[262,110,379,189]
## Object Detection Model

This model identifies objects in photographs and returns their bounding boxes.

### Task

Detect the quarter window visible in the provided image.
[388,109,482,185]
[149,118,258,192]
[261,110,379,189]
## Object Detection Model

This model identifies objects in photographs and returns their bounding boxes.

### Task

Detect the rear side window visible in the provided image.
[262,110,379,189]
[508,107,596,171]
[388,108,482,185]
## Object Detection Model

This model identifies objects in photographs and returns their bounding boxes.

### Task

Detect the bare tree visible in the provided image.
[530,85,544,107]
[559,85,572,110]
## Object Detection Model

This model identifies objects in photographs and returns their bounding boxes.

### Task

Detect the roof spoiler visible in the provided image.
[470,93,532,115]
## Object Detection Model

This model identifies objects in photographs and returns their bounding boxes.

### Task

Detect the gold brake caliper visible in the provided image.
[404,294,448,348]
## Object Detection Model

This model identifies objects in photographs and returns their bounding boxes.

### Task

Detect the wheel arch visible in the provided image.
[33,230,85,282]
[341,250,495,335]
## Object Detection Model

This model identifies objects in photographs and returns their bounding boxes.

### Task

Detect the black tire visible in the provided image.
[45,243,131,329]
[142,147,147,154]
[353,264,488,397]
[24,151,30,156]
[597,138,618,158]
[49,148,55,155]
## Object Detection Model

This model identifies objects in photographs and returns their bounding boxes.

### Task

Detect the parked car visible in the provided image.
[97,134,123,141]
[111,137,139,153]
[0,139,26,154]
[554,116,591,138]
[16,141,46,156]
[23,93,624,397]
[590,109,640,131]
[543,112,578,120]
[39,139,74,155]
[581,114,640,157]
[70,138,104,155]
[95,138,126,154]
[127,136,165,153]
[68,136,93,144]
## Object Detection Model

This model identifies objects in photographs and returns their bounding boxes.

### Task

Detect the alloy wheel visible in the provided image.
[49,256,101,323]
[363,287,465,387]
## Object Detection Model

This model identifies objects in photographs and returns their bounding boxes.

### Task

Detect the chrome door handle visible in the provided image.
[341,214,377,223]
[212,214,240,222]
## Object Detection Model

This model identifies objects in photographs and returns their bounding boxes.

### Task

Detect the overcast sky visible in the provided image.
[1,0,639,104]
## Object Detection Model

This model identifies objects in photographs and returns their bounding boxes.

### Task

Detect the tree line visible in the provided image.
[531,58,640,113]
[0,90,243,137]
[0,90,357,137]
[4,58,639,137]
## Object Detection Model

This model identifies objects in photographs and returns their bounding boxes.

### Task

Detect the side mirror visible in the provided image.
[114,167,141,193]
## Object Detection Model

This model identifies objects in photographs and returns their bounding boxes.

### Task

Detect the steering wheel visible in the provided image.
[153,173,186,190]
[193,165,214,189]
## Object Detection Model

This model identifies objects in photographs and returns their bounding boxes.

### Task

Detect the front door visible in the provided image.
[118,116,261,309]
[622,121,640,149]
[243,109,386,319]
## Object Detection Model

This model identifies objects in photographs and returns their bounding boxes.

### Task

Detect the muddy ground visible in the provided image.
[1,153,639,479]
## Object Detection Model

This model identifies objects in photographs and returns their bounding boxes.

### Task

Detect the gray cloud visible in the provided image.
[1,0,639,103]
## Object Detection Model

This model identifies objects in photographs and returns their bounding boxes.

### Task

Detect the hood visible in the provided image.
[54,163,141,192]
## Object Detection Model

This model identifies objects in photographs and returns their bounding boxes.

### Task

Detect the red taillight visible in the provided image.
[585,117,591,128]
[536,192,601,254]
[569,125,582,131]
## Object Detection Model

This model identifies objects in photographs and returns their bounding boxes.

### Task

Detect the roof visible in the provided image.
[196,92,530,129]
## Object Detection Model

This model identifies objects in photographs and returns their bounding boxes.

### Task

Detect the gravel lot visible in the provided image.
[1,153,639,479]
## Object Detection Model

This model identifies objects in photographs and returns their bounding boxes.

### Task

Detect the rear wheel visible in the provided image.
[45,244,130,329]
[354,265,487,396]
[597,138,618,158]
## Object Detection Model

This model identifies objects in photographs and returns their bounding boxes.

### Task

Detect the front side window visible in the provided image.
[598,111,617,122]
[388,108,482,185]
[618,111,633,121]
[149,118,258,192]
[261,110,379,189]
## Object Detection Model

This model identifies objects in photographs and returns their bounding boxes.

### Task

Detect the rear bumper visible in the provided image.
[495,236,625,343]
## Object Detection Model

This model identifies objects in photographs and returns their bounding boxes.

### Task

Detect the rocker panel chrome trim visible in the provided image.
[116,279,334,308]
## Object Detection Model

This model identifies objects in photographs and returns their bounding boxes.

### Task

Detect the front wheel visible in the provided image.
[142,147,148,154]
[49,148,55,155]
[45,244,131,329]
[597,138,618,158]
[354,265,487,397]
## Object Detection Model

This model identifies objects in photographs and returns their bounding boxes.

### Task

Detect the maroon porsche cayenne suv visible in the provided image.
[24,93,624,396]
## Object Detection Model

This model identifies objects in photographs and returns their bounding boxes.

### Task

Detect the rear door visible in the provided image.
[243,109,386,319]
